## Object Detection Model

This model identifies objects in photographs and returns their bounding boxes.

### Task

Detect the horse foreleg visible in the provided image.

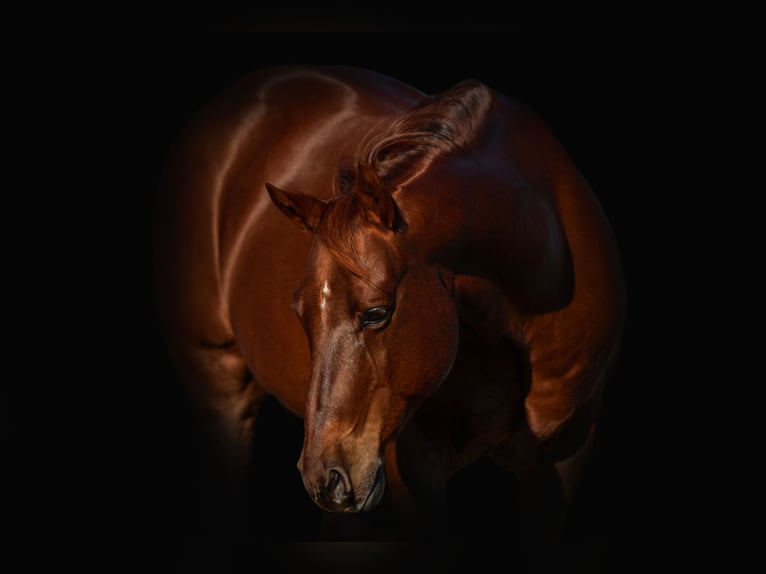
[386,429,451,539]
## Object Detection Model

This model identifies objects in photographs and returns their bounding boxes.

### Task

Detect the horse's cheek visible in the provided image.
[424,275,460,380]
[397,299,458,397]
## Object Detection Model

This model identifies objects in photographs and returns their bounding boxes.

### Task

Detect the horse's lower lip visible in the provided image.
[360,465,385,512]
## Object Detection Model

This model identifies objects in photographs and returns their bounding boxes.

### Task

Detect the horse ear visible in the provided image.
[265,183,325,232]
[354,162,397,229]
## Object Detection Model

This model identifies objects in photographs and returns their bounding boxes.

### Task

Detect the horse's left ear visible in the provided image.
[354,162,398,230]
[266,183,325,232]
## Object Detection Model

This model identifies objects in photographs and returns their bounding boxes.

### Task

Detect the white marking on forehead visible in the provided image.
[320,280,331,311]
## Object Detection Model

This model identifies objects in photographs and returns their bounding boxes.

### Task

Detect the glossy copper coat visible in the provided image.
[154,65,624,536]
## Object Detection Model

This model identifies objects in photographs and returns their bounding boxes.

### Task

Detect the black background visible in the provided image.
[8,7,696,572]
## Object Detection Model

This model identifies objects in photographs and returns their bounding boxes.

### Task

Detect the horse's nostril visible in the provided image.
[325,467,352,504]
[327,469,342,492]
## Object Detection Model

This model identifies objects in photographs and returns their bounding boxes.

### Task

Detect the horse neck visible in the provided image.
[398,153,572,314]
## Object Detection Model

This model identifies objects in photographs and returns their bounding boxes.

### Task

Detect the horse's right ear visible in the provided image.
[266,183,325,232]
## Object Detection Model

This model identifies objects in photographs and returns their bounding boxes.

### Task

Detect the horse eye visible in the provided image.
[360,306,392,329]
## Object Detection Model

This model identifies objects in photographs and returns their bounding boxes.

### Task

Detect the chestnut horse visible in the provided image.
[154,65,624,539]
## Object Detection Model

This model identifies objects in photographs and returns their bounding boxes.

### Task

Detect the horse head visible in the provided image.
[266,159,460,512]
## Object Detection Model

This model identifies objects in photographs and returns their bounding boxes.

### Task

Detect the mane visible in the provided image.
[315,79,495,285]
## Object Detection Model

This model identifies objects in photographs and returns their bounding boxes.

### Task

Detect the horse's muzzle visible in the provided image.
[309,462,385,513]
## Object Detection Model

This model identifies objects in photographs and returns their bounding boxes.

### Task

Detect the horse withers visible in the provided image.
[153,65,624,540]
